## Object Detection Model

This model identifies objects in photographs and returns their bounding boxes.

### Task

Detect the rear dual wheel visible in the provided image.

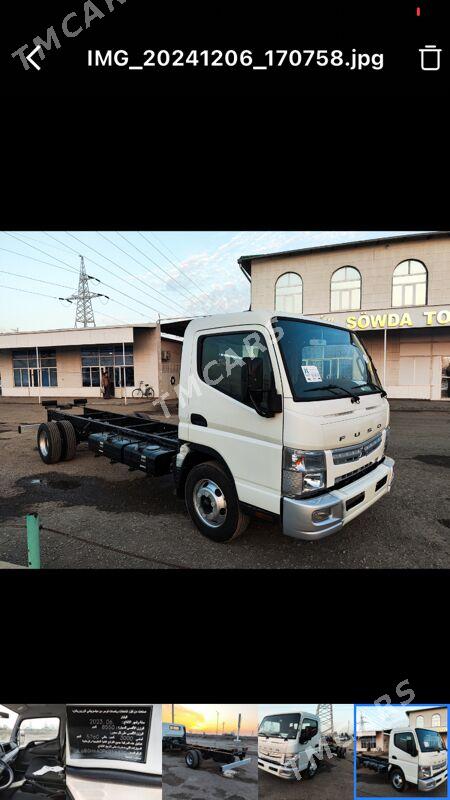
[37,421,77,464]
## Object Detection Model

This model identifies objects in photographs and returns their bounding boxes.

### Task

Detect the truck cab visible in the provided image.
[388,727,447,792]
[177,310,394,542]
[162,724,186,751]
[258,711,321,779]
[65,704,161,800]
[0,704,66,800]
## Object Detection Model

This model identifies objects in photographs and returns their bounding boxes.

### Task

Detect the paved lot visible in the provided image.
[163,737,258,800]
[0,401,449,568]
[259,748,354,800]
[357,766,447,797]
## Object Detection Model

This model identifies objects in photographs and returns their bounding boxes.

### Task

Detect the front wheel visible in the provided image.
[390,769,407,792]
[303,756,318,779]
[185,750,200,769]
[185,461,249,543]
[132,388,143,398]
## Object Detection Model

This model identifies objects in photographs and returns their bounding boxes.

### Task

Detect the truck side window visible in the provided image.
[394,732,415,753]
[198,330,273,406]
[301,718,318,741]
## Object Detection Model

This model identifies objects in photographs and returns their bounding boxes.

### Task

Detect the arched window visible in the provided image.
[330,266,361,311]
[431,714,441,728]
[275,272,303,313]
[392,260,427,307]
[416,715,424,728]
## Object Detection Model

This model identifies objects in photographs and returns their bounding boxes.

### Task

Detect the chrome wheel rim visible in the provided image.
[39,431,49,457]
[393,774,402,788]
[309,759,317,774]
[193,479,227,528]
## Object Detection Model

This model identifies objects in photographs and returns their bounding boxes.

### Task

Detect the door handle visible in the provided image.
[391,755,397,759]
[191,414,207,427]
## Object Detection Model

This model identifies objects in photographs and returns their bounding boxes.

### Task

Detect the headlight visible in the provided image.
[419,767,432,779]
[282,448,327,497]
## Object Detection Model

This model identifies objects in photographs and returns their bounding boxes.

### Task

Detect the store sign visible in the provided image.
[331,307,450,331]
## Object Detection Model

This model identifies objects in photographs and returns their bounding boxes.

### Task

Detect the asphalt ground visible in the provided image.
[259,747,354,800]
[0,401,449,568]
[356,765,447,797]
[163,737,258,800]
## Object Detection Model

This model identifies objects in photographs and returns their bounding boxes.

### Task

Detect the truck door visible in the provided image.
[188,325,283,514]
[298,716,320,771]
[391,731,419,785]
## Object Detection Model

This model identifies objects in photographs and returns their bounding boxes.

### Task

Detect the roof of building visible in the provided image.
[405,707,447,714]
[238,231,450,280]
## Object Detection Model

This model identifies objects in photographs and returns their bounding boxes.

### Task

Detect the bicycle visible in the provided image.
[132,381,155,398]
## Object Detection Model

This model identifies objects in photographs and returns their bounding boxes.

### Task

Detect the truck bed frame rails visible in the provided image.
[47,406,180,476]
[357,753,389,772]
[182,742,251,773]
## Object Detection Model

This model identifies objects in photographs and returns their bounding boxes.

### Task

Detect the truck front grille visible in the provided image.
[332,432,383,465]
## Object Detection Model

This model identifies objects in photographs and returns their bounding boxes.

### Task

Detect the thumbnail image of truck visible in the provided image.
[31,311,394,544]
[357,727,447,794]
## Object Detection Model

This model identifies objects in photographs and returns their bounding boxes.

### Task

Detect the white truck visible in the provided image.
[258,710,322,780]
[357,726,447,793]
[33,311,394,543]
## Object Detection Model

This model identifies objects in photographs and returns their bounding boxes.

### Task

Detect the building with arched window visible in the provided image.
[275,272,303,313]
[406,707,447,747]
[239,231,450,400]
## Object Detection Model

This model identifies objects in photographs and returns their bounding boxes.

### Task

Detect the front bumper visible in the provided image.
[282,456,394,540]
[418,768,447,792]
[258,756,296,779]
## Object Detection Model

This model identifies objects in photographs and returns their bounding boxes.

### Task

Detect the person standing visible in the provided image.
[101,370,111,399]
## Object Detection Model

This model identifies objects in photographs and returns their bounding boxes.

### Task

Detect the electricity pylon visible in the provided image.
[64,256,106,327]
[316,704,334,737]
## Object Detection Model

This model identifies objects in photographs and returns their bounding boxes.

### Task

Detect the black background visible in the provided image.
[1,0,449,96]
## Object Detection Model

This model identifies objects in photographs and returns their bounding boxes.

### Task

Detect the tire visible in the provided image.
[390,768,406,792]
[57,420,77,461]
[145,386,155,398]
[37,422,63,464]
[132,388,142,398]
[185,460,249,543]
[303,756,318,779]
[185,750,200,769]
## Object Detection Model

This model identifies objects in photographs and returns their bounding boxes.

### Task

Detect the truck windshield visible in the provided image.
[415,729,445,753]
[259,713,300,739]
[273,317,383,402]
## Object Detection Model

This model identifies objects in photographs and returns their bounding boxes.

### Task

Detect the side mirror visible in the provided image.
[407,741,418,757]
[299,730,309,744]
[241,358,282,417]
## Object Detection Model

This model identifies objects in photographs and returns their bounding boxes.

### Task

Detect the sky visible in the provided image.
[258,704,354,735]
[0,230,422,332]
[356,705,444,732]
[162,704,258,736]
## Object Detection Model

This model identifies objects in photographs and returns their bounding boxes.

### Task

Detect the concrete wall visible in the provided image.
[250,237,450,314]
[133,327,161,397]
[160,337,182,399]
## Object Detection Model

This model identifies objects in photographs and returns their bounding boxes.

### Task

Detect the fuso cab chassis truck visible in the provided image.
[357,727,447,793]
[161,724,251,774]
[29,311,394,543]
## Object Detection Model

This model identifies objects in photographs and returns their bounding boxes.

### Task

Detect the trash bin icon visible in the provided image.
[419,45,442,70]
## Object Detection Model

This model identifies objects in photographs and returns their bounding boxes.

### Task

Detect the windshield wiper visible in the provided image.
[303,384,360,402]
[349,382,387,398]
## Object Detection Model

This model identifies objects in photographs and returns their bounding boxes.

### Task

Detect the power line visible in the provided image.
[2,231,82,274]
[116,231,200,305]
[4,231,161,319]
[142,231,206,295]
[96,231,188,313]
[0,246,80,276]
[63,231,183,315]
[0,281,150,322]
[0,269,74,290]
